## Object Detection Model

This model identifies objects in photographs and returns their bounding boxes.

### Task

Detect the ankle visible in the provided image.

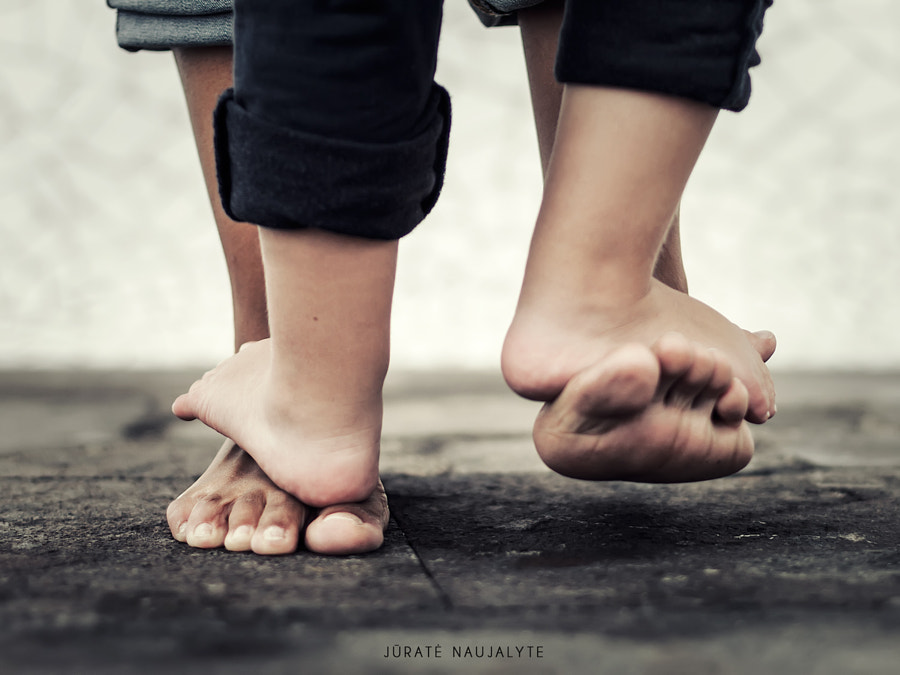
[501,279,664,402]
[265,359,385,412]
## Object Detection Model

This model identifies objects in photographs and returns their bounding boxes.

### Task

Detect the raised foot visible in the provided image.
[167,440,388,555]
[172,339,381,508]
[532,333,754,483]
[503,279,776,423]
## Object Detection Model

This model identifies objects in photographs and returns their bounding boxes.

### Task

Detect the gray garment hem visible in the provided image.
[114,11,232,52]
[107,0,230,16]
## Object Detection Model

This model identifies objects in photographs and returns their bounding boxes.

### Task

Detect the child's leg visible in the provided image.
[504,1,777,480]
[517,1,776,363]
[173,1,448,507]
[518,0,775,394]
[165,46,388,554]
[515,3,774,387]
[175,230,395,509]
[518,0,690,294]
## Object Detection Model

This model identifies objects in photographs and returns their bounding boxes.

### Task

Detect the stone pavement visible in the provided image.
[1,370,899,674]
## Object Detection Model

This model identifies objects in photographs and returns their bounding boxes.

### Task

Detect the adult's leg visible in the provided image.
[167,46,388,555]
[174,1,448,507]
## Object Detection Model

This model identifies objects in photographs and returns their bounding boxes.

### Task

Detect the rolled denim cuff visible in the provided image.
[108,0,233,51]
[467,0,544,27]
[213,85,451,240]
[556,0,773,112]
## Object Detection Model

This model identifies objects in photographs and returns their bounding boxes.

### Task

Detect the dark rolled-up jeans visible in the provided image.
[213,0,450,240]
[111,0,772,239]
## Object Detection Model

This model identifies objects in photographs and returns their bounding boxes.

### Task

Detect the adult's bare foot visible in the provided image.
[167,439,388,555]
[304,483,389,555]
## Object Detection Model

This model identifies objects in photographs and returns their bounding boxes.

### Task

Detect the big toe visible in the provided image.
[304,483,389,556]
[172,391,198,421]
[562,343,661,421]
[746,330,777,363]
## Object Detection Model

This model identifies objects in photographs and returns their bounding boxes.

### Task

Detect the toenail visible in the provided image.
[194,523,213,539]
[264,526,286,541]
[322,513,364,527]
[231,525,253,540]
[176,522,187,537]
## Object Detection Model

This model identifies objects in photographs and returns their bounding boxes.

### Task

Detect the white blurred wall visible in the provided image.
[1,0,898,371]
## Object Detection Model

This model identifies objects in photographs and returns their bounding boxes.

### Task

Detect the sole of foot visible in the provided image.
[531,333,754,483]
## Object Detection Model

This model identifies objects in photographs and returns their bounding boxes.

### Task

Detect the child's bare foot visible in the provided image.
[166,439,388,555]
[528,333,753,482]
[172,339,381,508]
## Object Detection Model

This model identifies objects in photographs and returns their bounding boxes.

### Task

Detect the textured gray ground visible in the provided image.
[1,370,899,674]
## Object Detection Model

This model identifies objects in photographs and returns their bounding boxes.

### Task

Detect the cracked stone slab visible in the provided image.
[0,475,440,667]
[384,471,900,631]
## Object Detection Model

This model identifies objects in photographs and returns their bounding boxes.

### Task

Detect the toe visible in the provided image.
[533,346,659,474]
[664,346,717,408]
[172,368,220,420]
[166,493,193,543]
[184,496,230,549]
[250,493,305,556]
[652,332,696,396]
[746,330,777,363]
[743,330,777,422]
[305,481,389,556]
[744,378,774,424]
[654,332,695,368]
[688,350,735,410]
[564,344,660,420]
[223,495,265,552]
[714,378,751,425]
[171,392,197,421]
